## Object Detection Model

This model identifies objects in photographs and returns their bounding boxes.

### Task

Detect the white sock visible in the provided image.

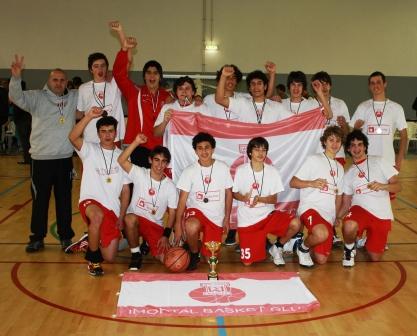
[131,247,140,254]
[345,243,355,250]
[301,241,309,251]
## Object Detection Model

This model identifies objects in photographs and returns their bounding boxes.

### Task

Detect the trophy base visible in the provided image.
[208,274,219,281]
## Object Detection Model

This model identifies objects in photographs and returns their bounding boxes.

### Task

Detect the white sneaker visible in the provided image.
[342,245,356,267]
[269,245,285,266]
[296,240,314,267]
[283,238,297,254]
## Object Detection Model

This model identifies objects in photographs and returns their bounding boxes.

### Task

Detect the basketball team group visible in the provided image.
[8,21,408,276]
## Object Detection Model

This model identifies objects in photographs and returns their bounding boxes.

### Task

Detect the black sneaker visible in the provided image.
[88,262,104,276]
[26,240,44,253]
[128,252,142,271]
[187,252,200,271]
[140,241,150,256]
[224,229,237,246]
[60,239,73,252]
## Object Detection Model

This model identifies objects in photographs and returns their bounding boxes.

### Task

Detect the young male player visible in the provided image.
[153,76,210,142]
[117,134,178,270]
[173,132,233,270]
[69,108,130,276]
[77,52,125,145]
[350,71,408,171]
[281,71,332,120]
[290,126,344,266]
[233,137,304,266]
[338,130,401,266]
[215,65,291,123]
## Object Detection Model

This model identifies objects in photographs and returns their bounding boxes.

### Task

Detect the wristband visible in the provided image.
[163,227,172,238]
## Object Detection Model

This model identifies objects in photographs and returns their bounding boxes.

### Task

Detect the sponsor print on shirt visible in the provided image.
[367,124,391,135]
[354,182,373,195]
[319,182,338,195]
[136,197,159,214]
[195,190,220,203]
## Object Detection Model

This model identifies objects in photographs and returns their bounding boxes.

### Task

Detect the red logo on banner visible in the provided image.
[189,282,246,303]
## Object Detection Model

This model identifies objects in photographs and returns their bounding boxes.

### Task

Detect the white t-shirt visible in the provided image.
[295,153,344,224]
[233,163,284,227]
[77,78,125,143]
[204,92,250,121]
[154,100,211,127]
[77,142,131,215]
[281,98,318,115]
[312,96,350,159]
[228,96,292,124]
[343,156,398,220]
[127,165,178,226]
[176,160,233,227]
[350,99,407,165]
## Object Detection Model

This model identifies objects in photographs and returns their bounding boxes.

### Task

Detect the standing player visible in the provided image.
[233,137,304,266]
[153,76,210,142]
[289,126,344,266]
[173,132,233,270]
[281,71,332,120]
[69,108,130,276]
[111,23,172,168]
[310,71,350,165]
[204,62,276,120]
[77,52,125,145]
[117,134,178,270]
[338,130,401,266]
[350,71,408,171]
[215,65,291,123]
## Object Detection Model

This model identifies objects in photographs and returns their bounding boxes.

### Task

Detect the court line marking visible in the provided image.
[10,261,406,329]
[0,199,32,225]
[0,178,29,197]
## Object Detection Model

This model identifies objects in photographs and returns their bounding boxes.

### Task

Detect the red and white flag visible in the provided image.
[168,108,326,213]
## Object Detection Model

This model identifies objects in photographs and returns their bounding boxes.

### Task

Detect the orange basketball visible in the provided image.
[164,247,190,273]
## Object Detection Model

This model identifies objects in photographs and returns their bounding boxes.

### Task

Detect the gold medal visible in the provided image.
[151,209,156,215]
[59,116,65,124]
[106,177,112,183]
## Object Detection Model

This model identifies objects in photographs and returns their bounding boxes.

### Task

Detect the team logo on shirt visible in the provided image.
[358,171,365,178]
[98,91,105,100]
[375,111,383,118]
[204,176,211,184]
[330,170,336,177]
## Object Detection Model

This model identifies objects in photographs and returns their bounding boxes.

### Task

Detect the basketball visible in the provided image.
[164,247,190,273]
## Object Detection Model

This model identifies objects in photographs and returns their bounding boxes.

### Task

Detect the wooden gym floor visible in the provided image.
[0,153,416,336]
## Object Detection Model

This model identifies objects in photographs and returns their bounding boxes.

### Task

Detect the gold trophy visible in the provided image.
[205,241,221,280]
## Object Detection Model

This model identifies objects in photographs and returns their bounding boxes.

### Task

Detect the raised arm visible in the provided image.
[68,106,103,150]
[117,133,148,173]
[215,65,235,108]
[9,55,31,112]
[312,80,333,120]
[265,61,276,99]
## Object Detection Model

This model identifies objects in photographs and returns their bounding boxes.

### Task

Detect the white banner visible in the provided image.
[117,272,319,318]
[168,109,326,213]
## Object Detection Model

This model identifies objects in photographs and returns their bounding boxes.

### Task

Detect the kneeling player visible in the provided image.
[69,108,131,276]
[290,126,344,266]
[338,130,401,266]
[118,134,178,270]
[233,137,302,266]
[174,132,233,270]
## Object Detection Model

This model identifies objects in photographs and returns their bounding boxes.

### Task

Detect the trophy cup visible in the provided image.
[205,241,221,280]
